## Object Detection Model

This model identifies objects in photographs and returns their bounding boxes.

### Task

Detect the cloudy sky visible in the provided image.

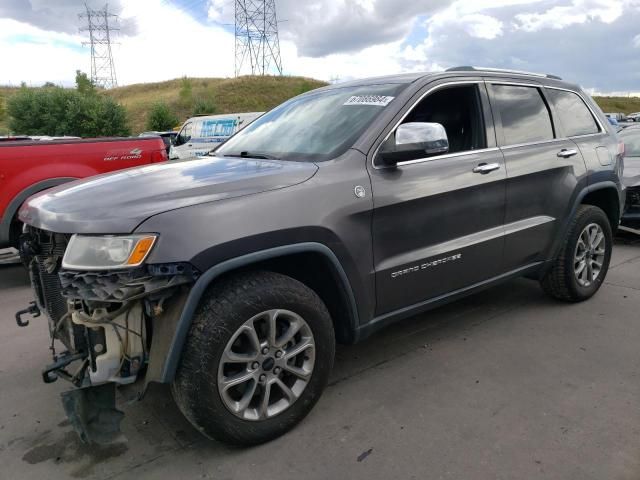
[0,0,639,94]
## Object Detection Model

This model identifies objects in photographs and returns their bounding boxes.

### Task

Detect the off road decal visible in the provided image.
[104,148,143,161]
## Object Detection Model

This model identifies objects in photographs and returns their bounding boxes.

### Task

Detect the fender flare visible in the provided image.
[0,177,77,247]
[543,180,621,275]
[159,242,360,383]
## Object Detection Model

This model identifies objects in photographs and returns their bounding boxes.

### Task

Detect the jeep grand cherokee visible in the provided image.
[17,67,625,446]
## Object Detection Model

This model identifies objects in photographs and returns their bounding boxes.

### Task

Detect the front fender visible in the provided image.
[157,242,360,383]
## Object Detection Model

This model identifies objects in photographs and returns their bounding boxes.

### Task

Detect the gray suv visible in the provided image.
[17,67,625,446]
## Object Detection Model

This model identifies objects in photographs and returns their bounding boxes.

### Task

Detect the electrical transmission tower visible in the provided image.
[235,0,283,77]
[79,3,119,88]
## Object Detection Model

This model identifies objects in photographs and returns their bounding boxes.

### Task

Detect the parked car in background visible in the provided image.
[139,131,177,155]
[0,137,168,249]
[619,126,640,228]
[17,67,624,447]
[607,117,620,127]
[169,112,263,160]
[606,112,627,122]
[626,112,640,122]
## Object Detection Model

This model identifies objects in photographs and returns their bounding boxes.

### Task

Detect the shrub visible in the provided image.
[6,73,130,137]
[192,97,217,115]
[146,102,179,131]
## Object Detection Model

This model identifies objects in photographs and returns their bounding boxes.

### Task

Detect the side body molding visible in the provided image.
[159,242,360,382]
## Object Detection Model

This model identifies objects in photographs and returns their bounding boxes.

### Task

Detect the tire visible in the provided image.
[172,270,335,446]
[541,205,613,302]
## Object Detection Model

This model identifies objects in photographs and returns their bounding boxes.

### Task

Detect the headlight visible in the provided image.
[62,234,157,270]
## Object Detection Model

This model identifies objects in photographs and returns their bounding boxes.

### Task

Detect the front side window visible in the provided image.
[490,85,554,146]
[546,89,600,137]
[401,84,487,155]
[215,83,408,162]
[177,122,192,145]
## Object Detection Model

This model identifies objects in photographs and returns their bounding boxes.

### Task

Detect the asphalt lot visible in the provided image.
[1,233,640,480]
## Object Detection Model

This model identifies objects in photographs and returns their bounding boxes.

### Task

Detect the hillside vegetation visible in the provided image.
[1,76,639,135]
[106,75,326,133]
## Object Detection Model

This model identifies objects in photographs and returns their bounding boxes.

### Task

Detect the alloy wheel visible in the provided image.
[574,222,606,287]
[217,309,315,421]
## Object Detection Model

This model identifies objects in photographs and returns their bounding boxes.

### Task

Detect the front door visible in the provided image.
[370,81,507,315]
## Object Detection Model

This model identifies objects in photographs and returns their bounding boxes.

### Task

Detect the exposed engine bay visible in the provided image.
[17,226,198,443]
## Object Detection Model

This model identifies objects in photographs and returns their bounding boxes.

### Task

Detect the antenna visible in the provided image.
[234,0,283,77]
[79,3,119,88]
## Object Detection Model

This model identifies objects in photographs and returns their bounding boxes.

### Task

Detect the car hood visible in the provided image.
[19,157,318,234]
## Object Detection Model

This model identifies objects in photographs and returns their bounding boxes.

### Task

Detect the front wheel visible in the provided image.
[541,205,613,302]
[172,271,335,446]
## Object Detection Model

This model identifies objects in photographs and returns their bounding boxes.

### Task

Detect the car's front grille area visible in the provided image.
[627,187,640,209]
[23,228,79,349]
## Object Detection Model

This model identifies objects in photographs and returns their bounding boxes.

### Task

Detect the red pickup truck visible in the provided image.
[0,137,168,249]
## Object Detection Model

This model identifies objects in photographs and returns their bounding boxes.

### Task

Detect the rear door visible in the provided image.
[487,81,588,271]
[370,80,507,315]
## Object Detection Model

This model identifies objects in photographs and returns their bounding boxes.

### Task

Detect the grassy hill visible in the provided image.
[0,76,327,135]
[106,75,326,133]
[1,76,639,135]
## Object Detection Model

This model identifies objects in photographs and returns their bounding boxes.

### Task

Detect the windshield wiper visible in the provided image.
[222,151,280,160]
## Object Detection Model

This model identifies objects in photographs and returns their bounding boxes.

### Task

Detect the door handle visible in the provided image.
[473,163,500,174]
[557,149,578,158]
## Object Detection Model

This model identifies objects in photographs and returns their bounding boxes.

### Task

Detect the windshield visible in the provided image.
[215,83,408,161]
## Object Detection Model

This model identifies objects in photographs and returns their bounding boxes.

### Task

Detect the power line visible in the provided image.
[79,3,119,88]
[235,0,283,77]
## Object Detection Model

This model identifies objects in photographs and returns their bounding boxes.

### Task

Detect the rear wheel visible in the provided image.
[172,271,335,446]
[541,205,612,302]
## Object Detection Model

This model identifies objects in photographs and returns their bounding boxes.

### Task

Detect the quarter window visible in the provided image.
[546,89,600,137]
[491,85,554,146]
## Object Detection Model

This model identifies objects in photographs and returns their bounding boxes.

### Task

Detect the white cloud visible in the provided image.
[514,0,625,32]
[460,14,503,39]
[1,0,640,94]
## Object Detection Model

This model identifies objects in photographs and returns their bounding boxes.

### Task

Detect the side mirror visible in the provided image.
[378,122,449,167]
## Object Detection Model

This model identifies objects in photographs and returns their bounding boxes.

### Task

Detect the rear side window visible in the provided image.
[490,85,554,146]
[545,89,600,137]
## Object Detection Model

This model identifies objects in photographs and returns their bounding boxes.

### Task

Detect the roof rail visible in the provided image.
[446,66,562,81]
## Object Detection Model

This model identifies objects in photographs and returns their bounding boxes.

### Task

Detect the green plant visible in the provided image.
[7,84,129,137]
[146,102,179,131]
[179,76,193,108]
[192,97,217,115]
[75,70,96,96]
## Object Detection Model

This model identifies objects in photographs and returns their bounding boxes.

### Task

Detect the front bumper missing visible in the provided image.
[61,383,124,444]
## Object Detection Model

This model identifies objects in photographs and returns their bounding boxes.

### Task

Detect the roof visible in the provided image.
[319,66,576,90]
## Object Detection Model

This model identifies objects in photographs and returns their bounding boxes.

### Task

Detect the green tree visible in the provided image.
[146,102,179,131]
[75,70,96,96]
[7,84,130,137]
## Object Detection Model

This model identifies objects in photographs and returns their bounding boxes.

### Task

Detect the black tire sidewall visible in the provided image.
[563,207,613,300]
[172,272,335,446]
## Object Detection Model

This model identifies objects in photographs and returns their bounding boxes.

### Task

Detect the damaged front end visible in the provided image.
[17,227,198,444]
